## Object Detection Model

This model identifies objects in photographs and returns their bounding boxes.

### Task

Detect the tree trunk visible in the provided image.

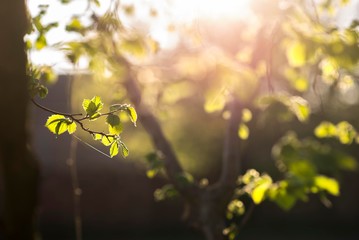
[0,1,40,239]
[185,188,230,240]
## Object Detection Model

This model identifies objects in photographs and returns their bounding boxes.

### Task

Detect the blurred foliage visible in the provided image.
[25,0,359,239]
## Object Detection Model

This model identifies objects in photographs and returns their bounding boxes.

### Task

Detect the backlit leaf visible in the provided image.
[101,136,115,146]
[289,96,310,122]
[126,106,137,126]
[238,123,249,140]
[110,141,119,157]
[314,122,337,138]
[336,121,356,144]
[119,142,129,157]
[45,114,69,135]
[286,41,306,67]
[314,175,340,196]
[106,114,123,134]
[82,96,103,118]
[66,17,85,34]
[67,122,77,134]
[242,108,252,122]
[251,175,272,204]
[92,133,103,140]
[35,34,47,50]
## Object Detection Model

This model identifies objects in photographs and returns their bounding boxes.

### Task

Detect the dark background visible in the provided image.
[23,76,359,240]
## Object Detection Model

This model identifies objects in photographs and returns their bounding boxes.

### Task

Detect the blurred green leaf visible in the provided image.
[238,123,249,140]
[315,122,337,138]
[66,17,85,34]
[35,34,47,50]
[119,141,129,157]
[154,184,179,201]
[251,175,272,204]
[286,41,306,67]
[315,175,340,196]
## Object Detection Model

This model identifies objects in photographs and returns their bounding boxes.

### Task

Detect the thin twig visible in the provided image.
[31,98,122,138]
[31,98,82,117]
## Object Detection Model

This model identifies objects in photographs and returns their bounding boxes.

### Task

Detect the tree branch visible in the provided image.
[124,73,197,194]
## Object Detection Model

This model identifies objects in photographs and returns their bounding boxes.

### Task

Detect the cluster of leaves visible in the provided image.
[26,1,140,159]
[28,4,59,50]
[154,184,179,202]
[258,95,311,123]
[44,96,137,158]
[282,2,359,94]
[145,152,164,178]
[27,63,57,99]
[235,132,357,211]
[315,121,359,144]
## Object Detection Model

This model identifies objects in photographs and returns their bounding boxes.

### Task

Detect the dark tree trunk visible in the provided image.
[186,189,228,240]
[0,1,39,239]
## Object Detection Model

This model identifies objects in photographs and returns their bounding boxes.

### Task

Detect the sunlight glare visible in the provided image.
[190,0,252,20]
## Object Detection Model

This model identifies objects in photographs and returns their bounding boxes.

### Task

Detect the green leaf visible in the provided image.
[38,86,48,98]
[106,114,123,134]
[67,122,77,134]
[101,136,115,146]
[66,18,85,34]
[41,66,56,83]
[289,96,310,122]
[110,141,119,157]
[91,0,100,6]
[314,175,340,196]
[251,175,272,204]
[120,37,146,57]
[154,184,179,201]
[55,121,68,135]
[35,34,47,50]
[145,152,164,178]
[204,90,226,113]
[337,155,358,171]
[242,108,252,122]
[126,106,137,126]
[45,114,69,135]
[119,142,129,157]
[92,133,103,140]
[272,191,297,211]
[238,123,250,140]
[109,104,126,112]
[176,172,194,187]
[286,41,306,67]
[336,121,356,144]
[241,169,260,184]
[82,96,103,118]
[227,199,245,217]
[314,122,337,138]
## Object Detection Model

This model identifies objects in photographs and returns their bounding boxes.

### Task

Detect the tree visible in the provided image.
[26,0,359,239]
[0,0,39,239]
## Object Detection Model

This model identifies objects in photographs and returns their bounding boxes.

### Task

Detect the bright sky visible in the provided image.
[27,0,253,72]
[27,0,358,72]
